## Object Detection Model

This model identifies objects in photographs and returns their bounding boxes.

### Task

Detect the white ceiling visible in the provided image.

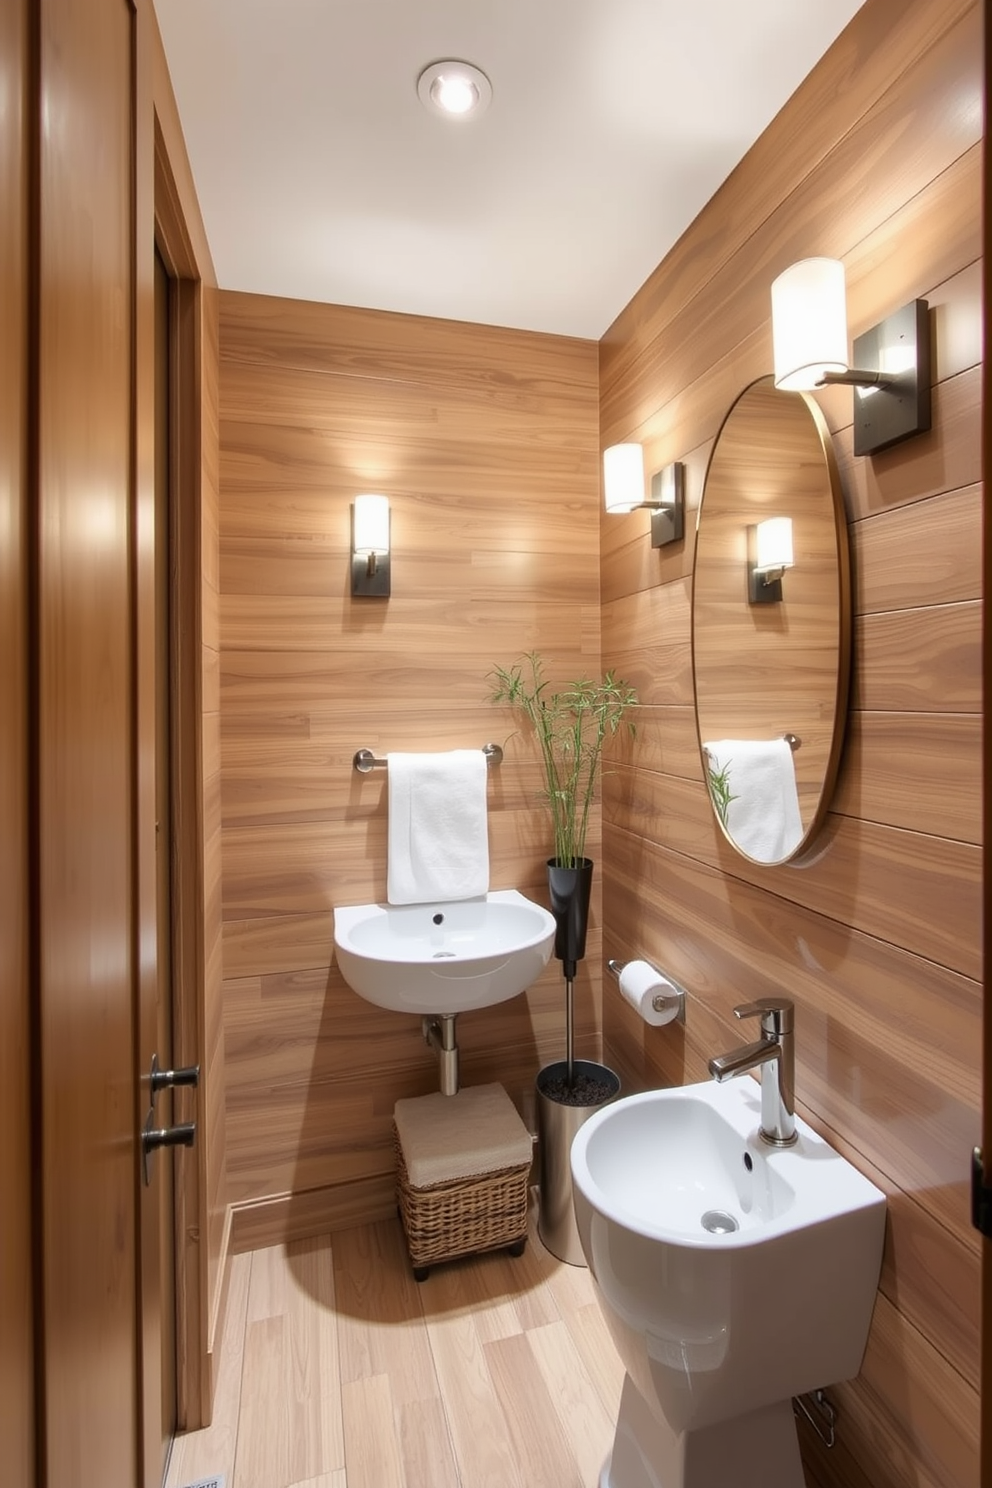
[155,0,865,340]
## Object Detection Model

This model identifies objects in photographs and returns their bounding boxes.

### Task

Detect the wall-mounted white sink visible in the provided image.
[570,1078,887,1488]
[573,1078,880,1247]
[333,888,556,1015]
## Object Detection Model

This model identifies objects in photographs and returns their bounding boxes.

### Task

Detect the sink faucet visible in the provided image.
[708,998,797,1146]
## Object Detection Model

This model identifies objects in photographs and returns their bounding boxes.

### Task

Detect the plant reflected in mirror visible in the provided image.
[707,757,737,829]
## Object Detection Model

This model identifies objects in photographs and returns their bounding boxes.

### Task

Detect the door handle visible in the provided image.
[141,1108,195,1186]
[149,1052,200,1096]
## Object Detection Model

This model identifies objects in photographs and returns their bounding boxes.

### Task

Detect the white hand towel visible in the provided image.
[703,738,803,862]
[386,750,490,905]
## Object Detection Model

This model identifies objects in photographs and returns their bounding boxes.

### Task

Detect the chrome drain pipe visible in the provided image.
[422,1014,459,1095]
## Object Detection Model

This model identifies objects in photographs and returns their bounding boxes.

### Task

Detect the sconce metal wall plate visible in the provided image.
[649,461,685,547]
[352,550,391,596]
[823,298,931,457]
[747,523,783,604]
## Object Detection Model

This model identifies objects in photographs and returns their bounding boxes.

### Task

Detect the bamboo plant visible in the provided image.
[488,651,638,866]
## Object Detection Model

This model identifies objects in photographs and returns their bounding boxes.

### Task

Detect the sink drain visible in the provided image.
[701,1209,739,1234]
[432,951,456,959]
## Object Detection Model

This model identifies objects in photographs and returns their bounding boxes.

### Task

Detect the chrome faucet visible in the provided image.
[708,998,797,1146]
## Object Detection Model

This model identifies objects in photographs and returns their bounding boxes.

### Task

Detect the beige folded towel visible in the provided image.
[394,1082,532,1188]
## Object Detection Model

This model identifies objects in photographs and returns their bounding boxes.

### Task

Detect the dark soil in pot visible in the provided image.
[537,1059,620,1108]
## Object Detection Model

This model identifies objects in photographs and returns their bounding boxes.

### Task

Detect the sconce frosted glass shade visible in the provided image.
[772,258,848,392]
[353,494,390,554]
[603,443,645,513]
[755,516,794,572]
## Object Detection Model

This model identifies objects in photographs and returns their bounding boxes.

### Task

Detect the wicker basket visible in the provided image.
[394,1127,530,1276]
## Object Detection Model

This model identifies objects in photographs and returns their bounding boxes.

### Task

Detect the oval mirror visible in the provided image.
[692,376,851,865]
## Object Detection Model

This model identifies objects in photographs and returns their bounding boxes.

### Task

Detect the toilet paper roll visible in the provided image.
[617,960,684,1026]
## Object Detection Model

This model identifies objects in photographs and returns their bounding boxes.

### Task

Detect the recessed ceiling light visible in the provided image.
[417,60,492,119]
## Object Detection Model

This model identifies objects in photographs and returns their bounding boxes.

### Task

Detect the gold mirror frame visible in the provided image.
[691,376,851,866]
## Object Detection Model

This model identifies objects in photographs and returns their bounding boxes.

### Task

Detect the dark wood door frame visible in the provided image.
[151,112,209,1436]
[981,8,990,1475]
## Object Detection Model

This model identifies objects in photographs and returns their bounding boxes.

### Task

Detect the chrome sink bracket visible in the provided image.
[793,1388,837,1449]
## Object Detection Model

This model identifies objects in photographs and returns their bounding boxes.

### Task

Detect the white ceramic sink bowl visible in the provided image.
[572,1077,884,1247]
[570,1078,886,1448]
[333,889,556,1014]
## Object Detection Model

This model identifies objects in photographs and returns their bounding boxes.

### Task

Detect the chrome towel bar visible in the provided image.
[703,733,801,763]
[353,741,504,774]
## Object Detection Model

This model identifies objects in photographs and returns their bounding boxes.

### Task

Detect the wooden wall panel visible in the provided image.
[598,0,973,390]
[597,2,983,1486]
[599,3,979,439]
[218,296,601,1231]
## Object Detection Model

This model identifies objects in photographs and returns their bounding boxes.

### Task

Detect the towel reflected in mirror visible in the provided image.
[703,738,803,864]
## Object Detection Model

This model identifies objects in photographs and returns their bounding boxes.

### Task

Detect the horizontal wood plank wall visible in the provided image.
[217,294,601,1245]
[597,2,982,1486]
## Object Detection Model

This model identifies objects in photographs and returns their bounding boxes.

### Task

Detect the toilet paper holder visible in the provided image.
[607,958,687,1025]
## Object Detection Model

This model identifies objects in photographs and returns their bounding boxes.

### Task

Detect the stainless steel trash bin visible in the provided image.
[536,1058,620,1265]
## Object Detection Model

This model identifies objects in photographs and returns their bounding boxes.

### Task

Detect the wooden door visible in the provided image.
[0,0,34,1483]
[37,0,140,1483]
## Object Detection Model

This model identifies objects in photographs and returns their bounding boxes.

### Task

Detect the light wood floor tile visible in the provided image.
[419,1250,524,1344]
[527,1318,617,1486]
[397,1395,461,1488]
[424,1304,524,1488]
[247,1241,290,1321]
[333,1219,441,1407]
[341,1374,406,1488]
[288,1475,347,1488]
[168,1214,626,1488]
[539,1233,603,1317]
[560,1301,625,1423]
[285,1237,346,1478]
[485,1330,586,1488]
[465,1229,562,1337]
[234,1313,297,1487]
[166,1248,250,1488]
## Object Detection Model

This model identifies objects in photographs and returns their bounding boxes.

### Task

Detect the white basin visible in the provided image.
[572,1078,881,1248]
[570,1078,886,1487]
[333,889,556,1014]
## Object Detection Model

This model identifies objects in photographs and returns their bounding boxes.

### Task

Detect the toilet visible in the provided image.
[569,1082,887,1488]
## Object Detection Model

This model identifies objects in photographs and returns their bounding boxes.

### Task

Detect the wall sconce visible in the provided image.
[351,494,391,597]
[748,516,793,604]
[771,257,931,457]
[603,443,685,547]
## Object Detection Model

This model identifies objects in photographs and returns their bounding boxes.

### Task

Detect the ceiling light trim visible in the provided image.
[417,59,492,119]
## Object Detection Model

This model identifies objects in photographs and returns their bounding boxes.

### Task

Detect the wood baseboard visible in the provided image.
[229,1173,397,1254]
[201,1201,233,1424]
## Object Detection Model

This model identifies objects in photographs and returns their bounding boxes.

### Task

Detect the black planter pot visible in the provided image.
[546,857,593,979]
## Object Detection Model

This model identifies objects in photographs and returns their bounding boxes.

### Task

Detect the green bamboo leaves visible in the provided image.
[488,651,638,867]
